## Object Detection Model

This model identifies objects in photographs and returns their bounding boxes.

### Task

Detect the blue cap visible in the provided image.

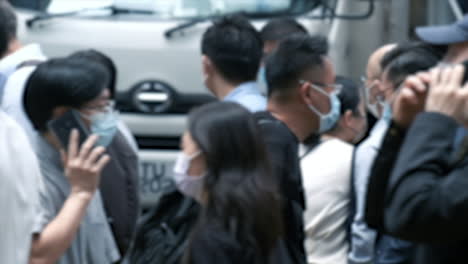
[416,15,468,45]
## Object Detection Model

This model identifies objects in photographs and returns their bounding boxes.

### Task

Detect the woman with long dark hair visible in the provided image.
[175,101,283,264]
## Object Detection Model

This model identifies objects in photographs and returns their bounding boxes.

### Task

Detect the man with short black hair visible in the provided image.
[255,33,340,264]
[201,14,266,112]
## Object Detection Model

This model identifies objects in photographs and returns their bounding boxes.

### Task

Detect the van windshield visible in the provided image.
[47,0,320,18]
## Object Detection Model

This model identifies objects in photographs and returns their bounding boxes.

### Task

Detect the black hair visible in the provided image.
[336,76,361,116]
[381,42,442,88]
[260,18,307,42]
[0,1,17,57]
[265,34,328,97]
[187,101,283,261]
[201,14,263,84]
[24,57,110,132]
[68,49,117,97]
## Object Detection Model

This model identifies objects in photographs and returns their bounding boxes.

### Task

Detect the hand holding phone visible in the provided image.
[63,129,111,198]
[48,110,90,149]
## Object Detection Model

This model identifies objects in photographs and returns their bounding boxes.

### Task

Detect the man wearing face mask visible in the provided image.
[362,44,396,121]
[24,57,120,263]
[350,42,441,264]
[300,76,367,264]
[348,43,404,264]
[254,34,340,264]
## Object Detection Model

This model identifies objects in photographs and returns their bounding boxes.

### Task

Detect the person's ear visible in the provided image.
[202,55,213,81]
[343,109,354,128]
[299,81,314,105]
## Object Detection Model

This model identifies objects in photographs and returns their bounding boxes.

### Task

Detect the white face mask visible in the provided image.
[173,151,205,201]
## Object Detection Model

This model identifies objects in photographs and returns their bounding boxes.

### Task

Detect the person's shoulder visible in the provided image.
[254,112,292,136]
[305,138,353,163]
[323,138,353,150]
[2,67,36,107]
[0,111,30,140]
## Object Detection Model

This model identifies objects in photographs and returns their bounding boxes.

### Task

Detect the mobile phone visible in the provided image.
[47,110,90,149]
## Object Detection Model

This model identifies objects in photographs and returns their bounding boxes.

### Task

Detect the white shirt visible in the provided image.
[300,138,353,264]
[2,66,37,143]
[0,44,46,144]
[0,44,45,79]
[0,111,42,264]
[348,119,389,264]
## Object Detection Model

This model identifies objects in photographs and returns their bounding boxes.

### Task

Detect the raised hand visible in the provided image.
[426,64,468,125]
[62,129,110,198]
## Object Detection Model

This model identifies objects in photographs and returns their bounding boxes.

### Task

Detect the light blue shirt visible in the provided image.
[348,119,389,264]
[223,81,267,112]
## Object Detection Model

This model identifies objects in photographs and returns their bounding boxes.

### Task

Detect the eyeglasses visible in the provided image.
[80,100,115,113]
[361,75,382,83]
[299,80,343,94]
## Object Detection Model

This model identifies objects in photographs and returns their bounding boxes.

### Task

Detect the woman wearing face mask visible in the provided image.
[177,101,283,264]
[299,76,367,264]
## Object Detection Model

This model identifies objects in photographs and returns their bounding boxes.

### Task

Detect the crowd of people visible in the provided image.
[2,0,468,263]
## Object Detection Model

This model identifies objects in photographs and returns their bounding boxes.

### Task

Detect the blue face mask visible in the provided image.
[90,110,119,147]
[382,102,392,124]
[307,85,341,133]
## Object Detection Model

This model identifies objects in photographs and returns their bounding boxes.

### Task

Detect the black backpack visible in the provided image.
[129,187,200,264]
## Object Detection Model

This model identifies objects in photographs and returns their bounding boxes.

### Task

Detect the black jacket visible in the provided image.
[366,112,468,264]
[100,131,140,256]
[254,111,307,264]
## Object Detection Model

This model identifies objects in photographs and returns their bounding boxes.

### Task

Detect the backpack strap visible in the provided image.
[16,59,43,70]
[346,147,357,245]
